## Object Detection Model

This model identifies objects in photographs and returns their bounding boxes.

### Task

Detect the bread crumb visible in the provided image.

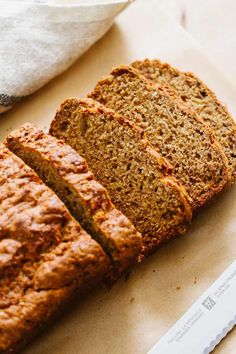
[130,297,135,304]
[176,286,181,291]
[125,271,131,282]
[181,9,186,28]
[152,269,155,273]
[194,276,197,284]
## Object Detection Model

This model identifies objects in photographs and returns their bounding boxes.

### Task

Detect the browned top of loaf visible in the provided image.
[132,59,236,182]
[6,123,142,276]
[90,65,229,210]
[0,145,108,353]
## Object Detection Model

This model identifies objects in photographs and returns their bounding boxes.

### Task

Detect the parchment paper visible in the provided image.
[0,0,235,353]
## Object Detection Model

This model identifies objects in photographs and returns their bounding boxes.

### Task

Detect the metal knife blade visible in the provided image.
[147,260,236,354]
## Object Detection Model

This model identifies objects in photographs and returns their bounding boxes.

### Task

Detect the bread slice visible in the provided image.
[89,65,229,211]
[0,145,109,354]
[49,98,192,258]
[132,59,236,182]
[6,123,141,279]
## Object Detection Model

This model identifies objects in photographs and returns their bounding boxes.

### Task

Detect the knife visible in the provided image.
[148,260,236,354]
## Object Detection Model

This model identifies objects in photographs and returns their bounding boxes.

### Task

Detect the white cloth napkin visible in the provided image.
[0,0,131,113]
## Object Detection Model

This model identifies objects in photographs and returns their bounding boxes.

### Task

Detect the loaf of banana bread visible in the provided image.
[0,145,109,353]
[6,123,141,280]
[132,59,236,182]
[89,65,229,211]
[49,98,192,258]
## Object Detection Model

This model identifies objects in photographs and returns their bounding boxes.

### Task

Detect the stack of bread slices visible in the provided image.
[1,59,235,353]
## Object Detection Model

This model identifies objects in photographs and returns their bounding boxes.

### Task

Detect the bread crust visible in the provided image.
[0,146,109,353]
[6,123,142,282]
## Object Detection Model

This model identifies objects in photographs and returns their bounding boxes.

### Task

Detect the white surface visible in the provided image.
[160,0,236,87]
[183,0,236,86]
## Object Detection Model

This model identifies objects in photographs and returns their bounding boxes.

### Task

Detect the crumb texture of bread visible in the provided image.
[0,145,109,353]
[49,98,192,259]
[132,59,236,182]
[89,65,229,211]
[6,123,141,280]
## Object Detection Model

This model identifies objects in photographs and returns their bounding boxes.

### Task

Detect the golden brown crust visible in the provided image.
[132,59,236,183]
[6,123,142,281]
[89,65,229,211]
[0,146,109,353]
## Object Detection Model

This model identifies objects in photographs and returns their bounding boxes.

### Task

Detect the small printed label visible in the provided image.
[148,261,236,354]
[202,297,216,310]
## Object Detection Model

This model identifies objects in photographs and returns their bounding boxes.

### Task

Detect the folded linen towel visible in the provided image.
[0,0,131,113]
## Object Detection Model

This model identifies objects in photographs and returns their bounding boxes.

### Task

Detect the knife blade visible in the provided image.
[148,260,236,354]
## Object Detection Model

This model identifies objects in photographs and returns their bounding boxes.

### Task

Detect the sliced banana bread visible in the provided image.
[6,123,141,279]
[49,98,192,258]
[132,59,236,182]
[89,65,229,211]
[0,145,109,354]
